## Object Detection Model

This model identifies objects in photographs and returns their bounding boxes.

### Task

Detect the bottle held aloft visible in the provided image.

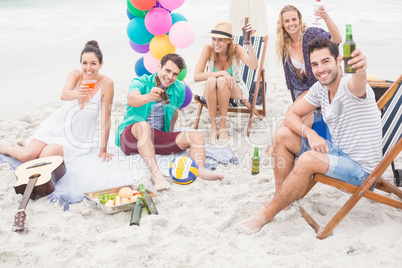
[251,147,260,175]
[343,24,357,73]
[243,17,250,45]
[155,75,170,105]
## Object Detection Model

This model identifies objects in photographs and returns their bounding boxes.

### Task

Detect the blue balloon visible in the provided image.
[135,57,151,77]
[127,17,154,45]
[127,8,136,20]
[171,13,187,25]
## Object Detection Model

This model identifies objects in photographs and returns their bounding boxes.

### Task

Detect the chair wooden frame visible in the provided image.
[193,35,268,137]
[300,74,402,239]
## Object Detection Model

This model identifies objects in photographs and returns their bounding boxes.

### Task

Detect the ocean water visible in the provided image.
[0,0,401,117]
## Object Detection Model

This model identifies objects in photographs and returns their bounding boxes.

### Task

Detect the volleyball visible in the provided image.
[169,156,198,185]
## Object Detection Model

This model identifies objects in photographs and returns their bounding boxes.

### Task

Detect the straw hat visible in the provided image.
[208,22,233,39]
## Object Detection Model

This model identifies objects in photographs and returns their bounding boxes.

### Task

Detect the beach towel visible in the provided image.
[0,145,237,211]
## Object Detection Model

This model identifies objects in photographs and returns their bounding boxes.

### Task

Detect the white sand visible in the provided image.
[1,0,402,267]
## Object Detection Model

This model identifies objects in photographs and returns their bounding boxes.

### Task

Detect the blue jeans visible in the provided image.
[296,137,369,186]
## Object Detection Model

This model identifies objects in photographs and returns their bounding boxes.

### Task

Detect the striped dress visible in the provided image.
[304,75,382,173]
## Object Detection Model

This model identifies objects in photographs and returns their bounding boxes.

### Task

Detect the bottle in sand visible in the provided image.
[343,24,357,73]
[129,197,142,226]
[243,17,250,45]
[138,184,158,215]
[251,147,260,175]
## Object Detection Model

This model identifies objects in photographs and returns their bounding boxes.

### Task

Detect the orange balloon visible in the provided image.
[149,35,176,61]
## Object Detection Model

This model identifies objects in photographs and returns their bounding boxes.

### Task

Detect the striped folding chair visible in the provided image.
[300,74,402,239]
[193,35,268,136]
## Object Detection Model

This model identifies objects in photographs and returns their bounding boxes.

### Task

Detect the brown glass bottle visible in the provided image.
[155,75,170,104]
[243,17,250,45]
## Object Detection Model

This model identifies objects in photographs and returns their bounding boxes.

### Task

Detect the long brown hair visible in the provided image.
[211,39,237,66]
[276,5,307,63]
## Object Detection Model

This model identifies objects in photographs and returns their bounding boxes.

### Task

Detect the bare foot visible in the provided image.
[198,168,224,181]
[0,144,13,155]
[208,129,218,143]
[218,129,228,141]
[151,173,171,192]
[235,213,270,235]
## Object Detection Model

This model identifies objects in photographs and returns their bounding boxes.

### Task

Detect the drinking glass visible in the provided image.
[82,80,97,101]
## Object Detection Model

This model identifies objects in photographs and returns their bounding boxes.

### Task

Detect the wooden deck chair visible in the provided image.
[193,35,268,136]
[300,74,402,239]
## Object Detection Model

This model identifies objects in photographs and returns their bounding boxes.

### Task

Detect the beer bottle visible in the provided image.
[251,147,260,175]
[138,184,158,215]
[343,24,356,73]
[155,75,170,105]
[129,197,142,226]
[243,17,250,45]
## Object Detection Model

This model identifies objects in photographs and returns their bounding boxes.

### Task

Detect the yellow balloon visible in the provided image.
[149,35,176,61]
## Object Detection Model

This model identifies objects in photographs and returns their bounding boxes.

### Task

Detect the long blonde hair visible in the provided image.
[276,5,307,63]
[211,39,237,66]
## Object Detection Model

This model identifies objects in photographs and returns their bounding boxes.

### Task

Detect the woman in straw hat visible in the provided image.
[194,22,258,142]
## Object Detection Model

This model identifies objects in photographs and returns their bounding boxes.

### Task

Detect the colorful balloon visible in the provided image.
[143,51,160,74]
[177,67,187,81]
[171,13,187,25]
[127,17,154,45]
[129,41,149,54]
[127,8,136,20]
[169,21,195,48]
[145,8,172,36]
[135,57,152,77]
[149,35,176,60]
[158,0,185,11]
[130,0,156,11]
[127,0,148,17]
[180,84,192,109]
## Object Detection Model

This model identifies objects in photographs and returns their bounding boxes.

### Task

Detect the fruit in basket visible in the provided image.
[105,200,115,207]
[115,195,121,205]
[118,187,134,198]
[121,197,130,204]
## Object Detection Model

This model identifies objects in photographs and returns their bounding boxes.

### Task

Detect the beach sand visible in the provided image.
[0,0,401,267]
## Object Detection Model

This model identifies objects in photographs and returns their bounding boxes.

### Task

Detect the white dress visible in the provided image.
[26,79,103,162]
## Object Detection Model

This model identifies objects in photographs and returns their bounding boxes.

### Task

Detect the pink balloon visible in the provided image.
[158,0,185,11]
[145,8,172,36]
[143,51,160,74]
[169,21,195,49]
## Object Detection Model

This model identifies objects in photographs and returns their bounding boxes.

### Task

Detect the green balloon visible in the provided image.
[127,0,148,18]
[177,68,187,81]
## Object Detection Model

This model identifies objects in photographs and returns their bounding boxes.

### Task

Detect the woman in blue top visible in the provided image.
[194,22,258,142]
[277,5,342,102]
[267,5,342,156]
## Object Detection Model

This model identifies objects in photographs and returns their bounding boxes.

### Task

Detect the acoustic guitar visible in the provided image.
[12,156,66,232]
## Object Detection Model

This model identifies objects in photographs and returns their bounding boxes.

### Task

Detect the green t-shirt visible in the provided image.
[115,73,185,147]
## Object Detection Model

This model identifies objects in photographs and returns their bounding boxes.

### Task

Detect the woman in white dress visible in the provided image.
[0,40,114,162]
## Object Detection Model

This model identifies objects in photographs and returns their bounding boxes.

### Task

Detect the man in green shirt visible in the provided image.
[116,54,224,191]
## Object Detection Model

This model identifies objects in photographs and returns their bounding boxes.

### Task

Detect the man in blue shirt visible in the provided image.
[117,54,224,191]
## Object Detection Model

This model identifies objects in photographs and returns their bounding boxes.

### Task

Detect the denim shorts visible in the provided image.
[296,137,369,186]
